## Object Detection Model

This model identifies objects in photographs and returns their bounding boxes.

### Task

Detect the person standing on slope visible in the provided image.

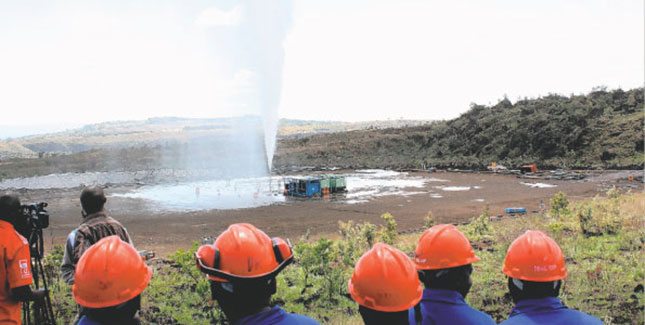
[410,224,495,324]
[195,223,319,325]
[348,243,423,325]
[500,230,602,325]
[61,186,133,284]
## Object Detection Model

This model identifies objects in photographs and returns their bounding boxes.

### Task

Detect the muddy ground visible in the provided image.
[13,170,642,257]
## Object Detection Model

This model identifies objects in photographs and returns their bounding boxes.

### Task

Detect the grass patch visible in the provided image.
[42,192,644,324]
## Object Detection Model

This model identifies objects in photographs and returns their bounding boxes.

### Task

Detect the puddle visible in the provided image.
[437,186,472,192]
[520,182,557,189]
[473,198,485,202]
[112,177,285,211]
[2,168,430,211]
[426,178,449,182]
[430,193,443,198]
[0,169,263,190]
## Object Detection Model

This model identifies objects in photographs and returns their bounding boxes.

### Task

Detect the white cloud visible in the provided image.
[195,6,242,27]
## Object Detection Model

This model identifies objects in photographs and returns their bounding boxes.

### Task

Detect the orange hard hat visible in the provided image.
[414,224,480,270]
[73,236,152,308]
[348,243,423,312]
[503,230,567,282]
[195,223,293,282]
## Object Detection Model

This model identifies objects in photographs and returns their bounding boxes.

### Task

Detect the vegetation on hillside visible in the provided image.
[274,87,644,170]
[42,191,644,324]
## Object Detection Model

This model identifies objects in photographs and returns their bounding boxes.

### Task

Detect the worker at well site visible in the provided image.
[61,186,133,284]
[0,194,46,325]
[72,236,152,325]
[195,223,319,325]
[348,243,423,325]
[410,224,495,324]
[500,230,602,325]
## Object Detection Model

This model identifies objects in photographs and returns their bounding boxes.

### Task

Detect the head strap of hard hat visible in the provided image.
[272,238,285,263]
[196,253,293,282]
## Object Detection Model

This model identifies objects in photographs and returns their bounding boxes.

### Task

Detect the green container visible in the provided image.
[335,177,346,189]
[320,178,330,189]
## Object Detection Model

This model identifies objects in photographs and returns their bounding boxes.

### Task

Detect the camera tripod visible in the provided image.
[22,227,56,325]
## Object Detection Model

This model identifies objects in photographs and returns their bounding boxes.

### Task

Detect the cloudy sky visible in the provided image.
[0,0,642,133]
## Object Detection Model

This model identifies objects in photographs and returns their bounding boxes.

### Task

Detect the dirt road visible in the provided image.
[15,170,639,256]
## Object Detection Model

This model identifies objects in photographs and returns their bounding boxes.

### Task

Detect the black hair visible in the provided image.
[0,194,21,223]
[210,278,276,322]
[84,295,141,325]
[358,306,410,325]
[419,264,473,298]
[80,187,107,215]
[508,277,561,303]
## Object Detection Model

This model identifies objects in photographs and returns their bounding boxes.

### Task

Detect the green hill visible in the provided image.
[274,88,644,170]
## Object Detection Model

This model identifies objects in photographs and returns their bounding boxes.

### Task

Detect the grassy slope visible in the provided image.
[274,88,644,170]
[42,191,644,324]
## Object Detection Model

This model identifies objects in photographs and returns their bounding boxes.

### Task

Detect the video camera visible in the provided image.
[21,202,50,232]
[18,202,56,324]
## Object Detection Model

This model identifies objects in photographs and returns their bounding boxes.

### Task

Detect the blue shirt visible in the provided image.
[408,289,495,325]
[235,306,319,325]
[500,297,602,325]
[77,316,102,325]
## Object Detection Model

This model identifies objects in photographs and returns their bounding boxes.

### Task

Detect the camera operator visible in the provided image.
[0,194,46,325]
[61,187,133,285]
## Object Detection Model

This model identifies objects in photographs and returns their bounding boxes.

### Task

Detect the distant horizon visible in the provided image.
[0,84,641,140]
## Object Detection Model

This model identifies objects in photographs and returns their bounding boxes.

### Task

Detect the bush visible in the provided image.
[577,200,622,237]
[550,191,571,219]
[424,211,436,228]
[378,213,398,245]
[465,206,494,244]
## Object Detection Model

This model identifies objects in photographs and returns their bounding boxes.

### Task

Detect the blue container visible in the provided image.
[505,207,527,214]
[285,178,322,198]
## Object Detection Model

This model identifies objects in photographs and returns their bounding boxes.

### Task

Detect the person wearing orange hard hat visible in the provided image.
[409,224,495,324]
[500,230,601,325]
[195,223,318,325]
[348,243,423,325]
[72,235,152,325]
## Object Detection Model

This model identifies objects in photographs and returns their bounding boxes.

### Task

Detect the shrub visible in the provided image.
[577,200,622,237]
[424,211,436,228]
[550,191,571,219]
[464,206,494,244]
[378,213,398,245]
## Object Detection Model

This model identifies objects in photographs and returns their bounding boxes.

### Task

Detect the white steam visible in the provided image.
[201,0,292,171]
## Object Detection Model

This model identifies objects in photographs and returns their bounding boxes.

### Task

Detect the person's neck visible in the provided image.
[83,210,105,219]
[226,305,272,323]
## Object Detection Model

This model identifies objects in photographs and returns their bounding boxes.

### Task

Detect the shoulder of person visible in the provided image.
[285,313,319,324]
[568,309,603,324]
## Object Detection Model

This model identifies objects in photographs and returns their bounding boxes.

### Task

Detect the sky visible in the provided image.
[0,0,642,136]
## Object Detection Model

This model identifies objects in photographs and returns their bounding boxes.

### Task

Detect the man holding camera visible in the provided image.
[61,187,133,285]
[0,194,46,325]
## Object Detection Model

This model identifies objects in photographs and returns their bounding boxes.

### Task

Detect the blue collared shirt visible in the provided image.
[408,289,495,325]
[500,297,602,325]
[235,306,319,325]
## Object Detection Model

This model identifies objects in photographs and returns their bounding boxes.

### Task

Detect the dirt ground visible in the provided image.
[14,170,641,257]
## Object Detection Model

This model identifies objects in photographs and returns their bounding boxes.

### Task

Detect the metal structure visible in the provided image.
[284,175,347,198]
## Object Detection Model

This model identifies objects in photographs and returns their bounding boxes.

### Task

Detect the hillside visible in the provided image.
[274,88,644,170]
[0,118,431,158]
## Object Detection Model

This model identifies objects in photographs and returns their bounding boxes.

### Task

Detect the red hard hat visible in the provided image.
[73,236,152,308]
[195,223,293,282]
[414,224,480,270]
[348,243,423,312]
[503,230,567,282]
